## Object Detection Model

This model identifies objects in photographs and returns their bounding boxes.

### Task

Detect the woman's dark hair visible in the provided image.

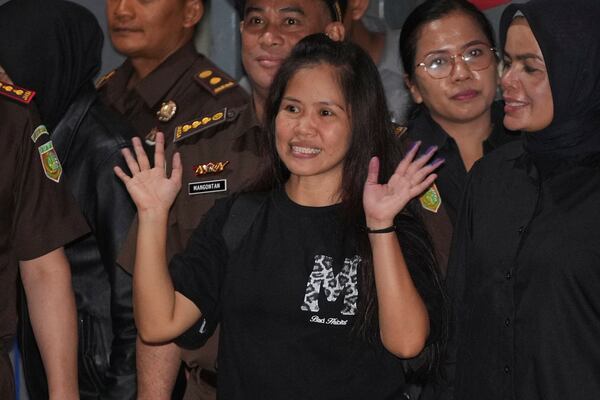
[400,0,496,80]
[248,33,446,380]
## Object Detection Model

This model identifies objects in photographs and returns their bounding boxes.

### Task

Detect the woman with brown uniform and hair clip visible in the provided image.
[446,0,600,398]
[400,0,518,274]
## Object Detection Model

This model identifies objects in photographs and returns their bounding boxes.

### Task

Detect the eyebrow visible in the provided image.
[244,6,306,16]
[504,51,544,62]
[282,96,346,111]
[423,40,490,57]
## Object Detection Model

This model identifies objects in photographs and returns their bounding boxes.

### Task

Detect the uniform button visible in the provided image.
[505,318,511,327]
[505,271,512,280]
[518,226,525,234]
[504,365,511,374]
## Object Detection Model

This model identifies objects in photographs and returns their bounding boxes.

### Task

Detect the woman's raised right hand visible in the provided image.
[114,132,182,215]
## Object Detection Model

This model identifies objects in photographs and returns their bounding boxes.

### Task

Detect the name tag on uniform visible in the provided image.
[188,179,227,196]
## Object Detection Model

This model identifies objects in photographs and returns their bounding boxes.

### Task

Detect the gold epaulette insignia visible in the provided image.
[194,68,237,96]
[0,81,35,104]
[394,125,408,137]
[95,70,116,89]
[174,108,233,143]
[194,161,230,176]
[420,183,442,213]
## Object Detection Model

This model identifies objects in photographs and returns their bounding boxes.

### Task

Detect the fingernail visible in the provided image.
[426,145,438,153]
[431,157,445,165]
[409,141,421,152]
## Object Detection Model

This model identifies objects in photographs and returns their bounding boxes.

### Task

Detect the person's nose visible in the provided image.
[449,56,474,82]
[294,112,318,137]
[112,0,134,21]
[258,22,284,48]
[500,64,519,93]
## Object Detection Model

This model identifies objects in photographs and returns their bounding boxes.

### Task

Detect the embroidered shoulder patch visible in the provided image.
[420,183,442,213]
[194,68,237,96]
[95,70,116,89]
[31,125,49,143]
[38,141,63,183]
[174,108,234,143]
[0,81,35,104]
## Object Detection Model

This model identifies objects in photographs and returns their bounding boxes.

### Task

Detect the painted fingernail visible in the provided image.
[426,145,438,153]
[409,141,421,152]
[431,157,445,165]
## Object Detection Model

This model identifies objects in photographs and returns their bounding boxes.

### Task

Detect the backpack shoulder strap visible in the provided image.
[222,192,269,254]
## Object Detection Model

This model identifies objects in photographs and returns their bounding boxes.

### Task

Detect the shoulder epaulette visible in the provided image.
[0,80,35,104]
[95,69,116,89]
[173,107,240,143]
[394,125,408,137]
[194,68,238,97]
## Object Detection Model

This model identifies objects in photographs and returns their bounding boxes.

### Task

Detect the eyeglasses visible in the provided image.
[416,45,497,79]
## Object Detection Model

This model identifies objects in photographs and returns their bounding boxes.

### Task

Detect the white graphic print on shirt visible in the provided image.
[301,254,360,324]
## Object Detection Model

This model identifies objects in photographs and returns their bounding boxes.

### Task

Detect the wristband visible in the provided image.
[365,225,396,234]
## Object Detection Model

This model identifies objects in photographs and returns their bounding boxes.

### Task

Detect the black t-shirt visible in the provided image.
[171,189,442,399]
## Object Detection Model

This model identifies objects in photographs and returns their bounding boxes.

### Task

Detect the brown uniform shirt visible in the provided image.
[98,43,262,391]
[0,89,88,347]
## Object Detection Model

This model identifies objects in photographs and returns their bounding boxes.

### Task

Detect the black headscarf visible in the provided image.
[500,0,600,160]
[0,0,103,130]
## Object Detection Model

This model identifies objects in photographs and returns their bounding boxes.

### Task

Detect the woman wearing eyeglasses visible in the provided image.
[399,0,518,273]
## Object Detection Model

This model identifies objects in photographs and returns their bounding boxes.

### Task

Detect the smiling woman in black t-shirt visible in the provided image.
[116,34,446,399]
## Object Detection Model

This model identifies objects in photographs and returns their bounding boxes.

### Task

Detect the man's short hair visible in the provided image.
[233,0,347,22]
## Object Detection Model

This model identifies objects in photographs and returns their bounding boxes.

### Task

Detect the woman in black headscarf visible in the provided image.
[0,0,137,398]
[445,0,600,398]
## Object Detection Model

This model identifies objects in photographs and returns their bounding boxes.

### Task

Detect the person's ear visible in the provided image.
[324,22,345,42]
[404,74,423,104]
[183,0,204,28]
[347,0,369,21]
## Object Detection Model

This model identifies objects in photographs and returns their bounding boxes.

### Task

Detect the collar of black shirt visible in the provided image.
[409,101,519,155]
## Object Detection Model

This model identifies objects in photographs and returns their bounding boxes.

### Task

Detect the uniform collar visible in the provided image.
[135,42,198,109]
[105,41,198,110]
[231,102,261,139]
[410,102,519,154]
[409,107,450,149]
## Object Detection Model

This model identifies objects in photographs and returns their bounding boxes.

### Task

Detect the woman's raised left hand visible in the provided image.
[363,142,443,229]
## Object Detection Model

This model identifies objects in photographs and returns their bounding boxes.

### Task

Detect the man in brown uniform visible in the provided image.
[97,0,259,398]
[0,82,88,399]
